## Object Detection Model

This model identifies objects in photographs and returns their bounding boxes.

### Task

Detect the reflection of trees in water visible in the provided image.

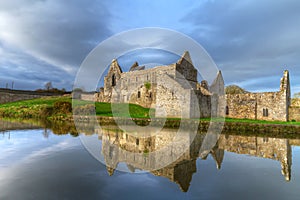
[31,119,98,137]
[34,119,77,136]
[0,119,79,137]
[43,120,99,137]
[0,118,102,137]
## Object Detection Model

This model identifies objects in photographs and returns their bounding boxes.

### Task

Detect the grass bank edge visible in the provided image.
[0,97,300,126]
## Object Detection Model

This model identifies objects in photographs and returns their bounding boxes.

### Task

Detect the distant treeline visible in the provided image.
[35,88,71,94]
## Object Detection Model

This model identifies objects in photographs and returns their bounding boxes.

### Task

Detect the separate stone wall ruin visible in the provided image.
[0,89,59,104]
[225,70,291,121]
[289,98,300,121]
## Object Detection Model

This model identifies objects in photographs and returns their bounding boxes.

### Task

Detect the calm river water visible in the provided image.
[0,119,300,200]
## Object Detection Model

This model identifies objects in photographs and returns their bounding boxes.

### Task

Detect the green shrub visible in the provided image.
[144,82,151,90]
[53,101,72,114]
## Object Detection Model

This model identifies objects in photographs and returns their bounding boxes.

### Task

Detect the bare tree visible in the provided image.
[45,82,53,91]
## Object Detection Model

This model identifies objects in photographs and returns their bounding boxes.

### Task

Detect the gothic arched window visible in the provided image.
[263,108,269,117]
[112,74,116,86]
[226,106,229,115]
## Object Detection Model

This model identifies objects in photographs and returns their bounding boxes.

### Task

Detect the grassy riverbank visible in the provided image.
[0,96,71,119]
[0,96,153,120]
[0,96,300,126]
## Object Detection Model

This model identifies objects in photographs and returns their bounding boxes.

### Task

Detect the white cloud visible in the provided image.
[0,0,112,90]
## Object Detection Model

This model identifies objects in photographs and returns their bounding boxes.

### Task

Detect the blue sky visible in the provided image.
[0,0,299,95]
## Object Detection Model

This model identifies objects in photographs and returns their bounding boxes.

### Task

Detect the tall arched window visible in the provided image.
[112,74,116,86]
[263,108,269,117]
[226,106,229,115]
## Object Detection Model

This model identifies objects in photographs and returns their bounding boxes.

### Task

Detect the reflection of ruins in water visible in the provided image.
[94,126,299,192]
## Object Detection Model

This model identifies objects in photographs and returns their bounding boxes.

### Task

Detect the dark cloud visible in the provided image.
[0,0,112,90]
[0,44,73,89]
[0,0,299,94]
[181,0,300,93]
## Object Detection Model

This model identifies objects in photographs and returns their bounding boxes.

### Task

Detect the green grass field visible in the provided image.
[0,96,71,108]
[0,96,299,125]
[0,97,153,119]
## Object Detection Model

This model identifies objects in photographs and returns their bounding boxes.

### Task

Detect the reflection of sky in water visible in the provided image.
[0,129,79,168]
[0,129,300,200]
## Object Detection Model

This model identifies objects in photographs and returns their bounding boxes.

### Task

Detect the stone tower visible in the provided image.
[280,70,291,121]
[175,51,198,89]
[210,70,225,95]
[210,70,225,117]
[104,59,123,100]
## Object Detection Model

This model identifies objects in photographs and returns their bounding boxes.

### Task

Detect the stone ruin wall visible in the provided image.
[256,91,288,121]
[94,59,216,119]
[103,59,122,99]
[95,64,177,107]
[226,93,257,119]
[291,98,300,107]
[116,65,172,108]
[0,92,43,104]
[0,89,59,104]
[289,98,300,121]
[155,72,192,118]
[195,90,211,118]
[226,91,288,121]
[175,60,198,89]
[155,71,213,118]
[226,70,290,122]
[80,93,95,102]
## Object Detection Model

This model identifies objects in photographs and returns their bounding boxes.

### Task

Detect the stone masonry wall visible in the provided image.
[256,91,287,121]
[289,98,300,121]
[196,90,211,118]
[0,90,58,104]
[226,93,257,119]
[291,98,300,107]
[155,73,189,118]
[93,52,226,119]
[225,71,290,122]
[226,91,287,121]
[80,93,95,101]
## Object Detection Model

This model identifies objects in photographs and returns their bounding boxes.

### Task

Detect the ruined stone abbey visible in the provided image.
[94,51,224,119]
[90,51,297,122]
